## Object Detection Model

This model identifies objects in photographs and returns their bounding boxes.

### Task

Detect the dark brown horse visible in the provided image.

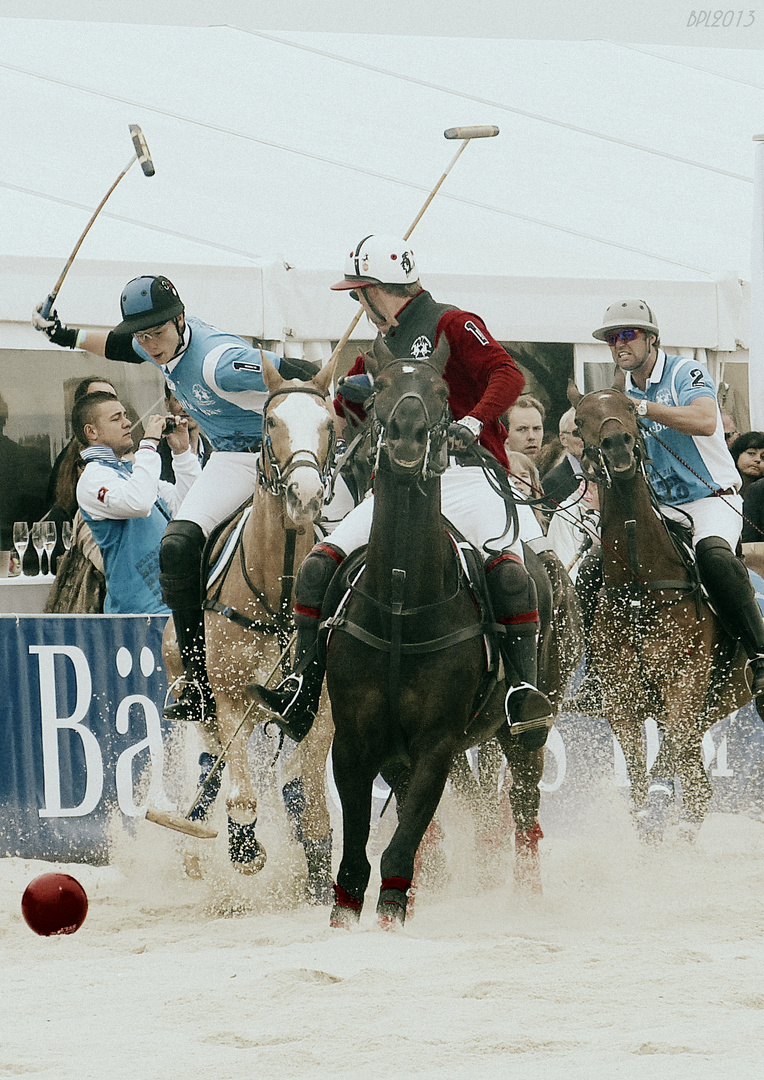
[570,385,751,836]
[325,345,548,928]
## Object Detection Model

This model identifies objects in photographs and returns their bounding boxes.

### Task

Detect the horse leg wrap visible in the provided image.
[330,882,363,929]
[281,776,306,843]
[376,876,412,929]
[303,832,334,905]
[514,821,543,895]
[227,817,267,874]
[188,753,225,823]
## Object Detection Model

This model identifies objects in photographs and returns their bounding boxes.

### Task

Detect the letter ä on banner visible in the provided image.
[114,695,167,816]
[29,645,104,818]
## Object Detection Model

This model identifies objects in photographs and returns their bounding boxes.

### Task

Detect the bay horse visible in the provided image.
[156,357,338,894]
[324,342,549,929]
[570,385,752,836]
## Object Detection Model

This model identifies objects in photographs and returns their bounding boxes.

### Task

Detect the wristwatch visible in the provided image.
[636,398,649,417]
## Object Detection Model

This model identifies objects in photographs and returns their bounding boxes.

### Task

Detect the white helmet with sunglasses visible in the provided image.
[592,299,660,343]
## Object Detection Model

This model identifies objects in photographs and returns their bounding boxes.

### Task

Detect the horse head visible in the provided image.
[568,382,642,484]
[259,353,337,524]
[366,336,450,479]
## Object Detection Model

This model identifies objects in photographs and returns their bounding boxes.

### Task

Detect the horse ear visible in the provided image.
[612,366,626,392]
[428,334,450,374]
[260,349,285,393]
[312,355,337,396]
[366,334,394,376]
[567,379,583,407]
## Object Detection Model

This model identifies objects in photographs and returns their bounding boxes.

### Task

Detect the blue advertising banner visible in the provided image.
[0,615,171,863]
[2,615,764,866]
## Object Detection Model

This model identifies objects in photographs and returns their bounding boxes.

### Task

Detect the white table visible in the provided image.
[0,574,54,614]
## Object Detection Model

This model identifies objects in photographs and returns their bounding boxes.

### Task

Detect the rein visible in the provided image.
[204,380,335,672]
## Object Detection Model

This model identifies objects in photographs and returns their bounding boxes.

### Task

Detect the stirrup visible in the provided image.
[163,678,216,724]
[504,682,554,735]
[746,655,764,698]
[245,673,316,744]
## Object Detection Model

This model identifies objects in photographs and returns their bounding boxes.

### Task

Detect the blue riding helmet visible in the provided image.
[114,275,185,335]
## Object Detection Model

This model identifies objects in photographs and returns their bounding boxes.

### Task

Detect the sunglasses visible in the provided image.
[605,328,644,346]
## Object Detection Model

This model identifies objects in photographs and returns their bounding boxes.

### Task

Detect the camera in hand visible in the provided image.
[163,417,177,435]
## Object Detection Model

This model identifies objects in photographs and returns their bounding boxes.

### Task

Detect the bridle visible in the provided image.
[576,392,647,489]
[257,384,337,502]
[369,359,450,481]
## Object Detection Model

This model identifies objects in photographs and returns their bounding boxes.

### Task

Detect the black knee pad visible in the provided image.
[159,520,206,609]
[695,535,750,594]
[485,553,537,617]
[295,543,345,610]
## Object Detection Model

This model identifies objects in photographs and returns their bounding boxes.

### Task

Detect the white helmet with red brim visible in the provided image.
[331,234,419,291]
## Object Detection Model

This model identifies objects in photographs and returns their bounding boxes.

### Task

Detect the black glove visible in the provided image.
[337,374,374,403]
[32,304,79,349]
[447,416,482,450]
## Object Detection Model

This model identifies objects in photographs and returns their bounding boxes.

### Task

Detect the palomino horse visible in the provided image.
[324,343,550,928]
[157,357,337,892]
[570,385,752,835]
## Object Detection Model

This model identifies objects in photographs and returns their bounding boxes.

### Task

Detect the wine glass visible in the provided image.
[42,521,57,577]
[61,521,73,550]
[12,522,29,578]
[30,522,45,577]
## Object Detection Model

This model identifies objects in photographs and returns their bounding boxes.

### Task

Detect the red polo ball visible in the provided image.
[21,873,88,936]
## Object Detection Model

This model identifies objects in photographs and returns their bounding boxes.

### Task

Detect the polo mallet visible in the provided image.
[326,125,500,369]
[144,631,297,838]
[40,124,155,319]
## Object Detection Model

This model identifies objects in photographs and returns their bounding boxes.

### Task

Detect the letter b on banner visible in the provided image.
[29,645,104,817]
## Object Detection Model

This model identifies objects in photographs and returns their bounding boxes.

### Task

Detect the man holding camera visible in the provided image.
[72,390,201,615]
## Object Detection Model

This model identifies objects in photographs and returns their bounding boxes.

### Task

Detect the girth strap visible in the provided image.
[324,614,491,655]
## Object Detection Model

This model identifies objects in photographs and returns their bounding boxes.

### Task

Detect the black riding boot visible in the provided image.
[159,520,216,724]
[246,543,344,743]
[565,544,605,714]
[485,553,553,746]
[696,535,764,696]
[501,629,554,748]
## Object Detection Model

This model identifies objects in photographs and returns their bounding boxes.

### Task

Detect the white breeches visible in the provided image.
[325,464,525,560]
[174,452,260,536]
[660,492,743,550]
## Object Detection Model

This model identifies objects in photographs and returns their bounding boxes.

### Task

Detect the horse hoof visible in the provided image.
[376,878,411,927]
[635,781,673,843]
[329,905,360,929]
[330,882,363,927]
[227,818,267,874]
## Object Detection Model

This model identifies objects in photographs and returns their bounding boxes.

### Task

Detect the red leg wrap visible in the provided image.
[333,882,363,911]
[380,876,412,894]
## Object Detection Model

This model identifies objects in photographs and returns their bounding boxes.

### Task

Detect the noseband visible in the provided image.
[258,384,336,501]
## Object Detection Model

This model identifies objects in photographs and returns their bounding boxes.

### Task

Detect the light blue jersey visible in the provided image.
[133,316,282,452]
[625,351,739,506]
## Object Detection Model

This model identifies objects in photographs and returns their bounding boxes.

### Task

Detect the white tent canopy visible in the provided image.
[1,20,762,351]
